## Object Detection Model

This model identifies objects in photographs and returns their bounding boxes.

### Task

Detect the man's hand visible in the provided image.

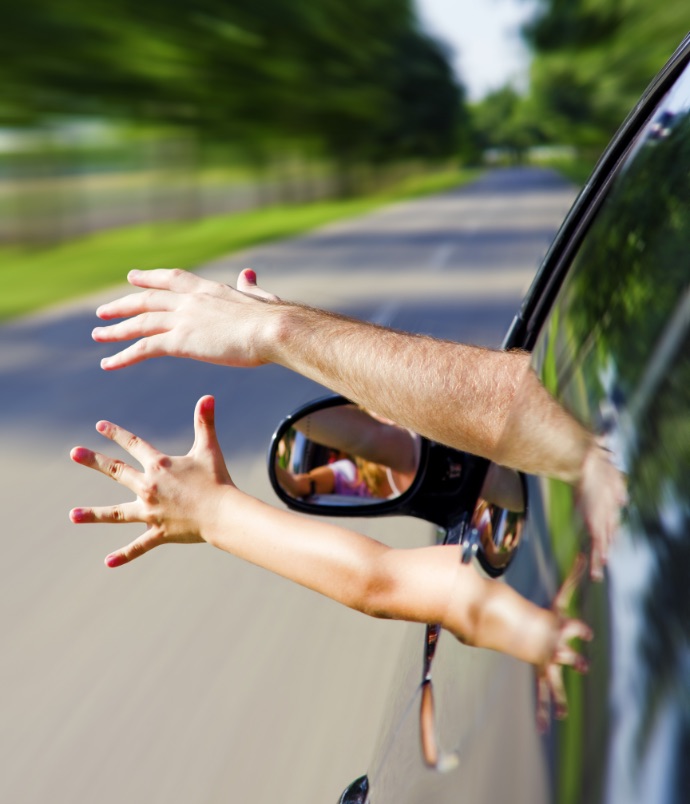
[92,268,279,371]
[70,395,235,567]
[536,554,592,732]
[576,440,628,581]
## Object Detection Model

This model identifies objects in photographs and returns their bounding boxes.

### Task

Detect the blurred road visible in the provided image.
[0,167,576,804]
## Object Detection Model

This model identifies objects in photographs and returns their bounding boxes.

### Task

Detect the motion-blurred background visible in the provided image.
[2,0,689,320]
[1,4,690,804]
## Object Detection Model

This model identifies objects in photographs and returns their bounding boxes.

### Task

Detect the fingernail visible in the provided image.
[71,447,89,462]
[70,508,87,522]
[96,421,108,434]
[105,554,124,568]
[244,269,257,284]
[128,269,141,279]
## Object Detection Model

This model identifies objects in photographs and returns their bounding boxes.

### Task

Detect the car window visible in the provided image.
[530,58,690,801]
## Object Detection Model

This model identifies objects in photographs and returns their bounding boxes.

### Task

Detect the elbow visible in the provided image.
[349,553,400,621]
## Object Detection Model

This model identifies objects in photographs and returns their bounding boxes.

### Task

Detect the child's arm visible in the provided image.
[70,395,590,711]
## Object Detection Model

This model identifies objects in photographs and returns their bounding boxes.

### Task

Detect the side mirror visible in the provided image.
[268,395,425,517]
[268,395,526,576]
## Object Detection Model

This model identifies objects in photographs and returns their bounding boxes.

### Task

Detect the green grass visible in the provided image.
[0,167,481,322]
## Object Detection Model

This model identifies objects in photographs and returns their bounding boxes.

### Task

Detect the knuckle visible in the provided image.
[141,482,159,504]
[108,459,124,479]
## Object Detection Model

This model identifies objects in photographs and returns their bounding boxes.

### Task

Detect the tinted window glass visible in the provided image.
[531,61,690,803]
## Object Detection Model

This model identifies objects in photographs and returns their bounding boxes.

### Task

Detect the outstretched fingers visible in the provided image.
[99,334,170,370]
[104,529,165,568]
[70,446,141,492]
[93,309,171,339]
[96,288,179,321]
[94,419,159,464]
[70,501,141,525]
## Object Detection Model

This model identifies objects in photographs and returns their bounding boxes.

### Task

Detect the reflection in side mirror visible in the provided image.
[465,465,526,576]
[271,399,422,508]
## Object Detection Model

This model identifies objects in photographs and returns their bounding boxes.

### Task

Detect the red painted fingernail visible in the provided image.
[105,554,124,568]
[244,269,256,284]
[96,421,108,433]
[71,447,89,462]
[70,508,87,522]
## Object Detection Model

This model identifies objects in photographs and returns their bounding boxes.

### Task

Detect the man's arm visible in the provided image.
[94,268,586,480]
[93,268,626,575]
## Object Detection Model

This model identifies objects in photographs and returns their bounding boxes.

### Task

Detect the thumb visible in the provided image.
[192,395,221,455]
[237,268,280,301]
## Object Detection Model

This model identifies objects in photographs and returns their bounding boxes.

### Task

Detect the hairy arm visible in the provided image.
[93,269,626,575]
[94,269,591,481]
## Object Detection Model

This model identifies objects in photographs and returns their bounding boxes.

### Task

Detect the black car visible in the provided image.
[268,32,690,804]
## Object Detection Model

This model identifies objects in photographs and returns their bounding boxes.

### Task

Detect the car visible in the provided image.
[267,31,690,804]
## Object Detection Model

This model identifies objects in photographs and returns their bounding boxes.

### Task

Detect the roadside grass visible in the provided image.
[0,167,480,322]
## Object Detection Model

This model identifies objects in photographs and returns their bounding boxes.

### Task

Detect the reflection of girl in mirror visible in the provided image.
[275,454,405,499]
[276,457,373,499]
[294,405,421,497]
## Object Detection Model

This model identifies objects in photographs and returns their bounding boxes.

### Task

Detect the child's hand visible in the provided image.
[536,554,592,732]
[69,395,235,567]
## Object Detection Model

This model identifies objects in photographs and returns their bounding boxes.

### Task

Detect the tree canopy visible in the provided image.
[524,0,690,148]
[0,0,465,162]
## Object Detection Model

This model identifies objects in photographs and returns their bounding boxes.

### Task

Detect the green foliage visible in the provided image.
[471,86,546,159]
[0,0,466,163]
[524,0,690,148]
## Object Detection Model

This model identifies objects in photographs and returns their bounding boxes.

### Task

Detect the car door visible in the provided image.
[353,32,690,804]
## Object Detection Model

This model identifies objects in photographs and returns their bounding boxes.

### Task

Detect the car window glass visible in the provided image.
[530,58,690,788]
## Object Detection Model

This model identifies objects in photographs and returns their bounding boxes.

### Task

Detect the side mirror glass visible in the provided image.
[463,464,526,576]
[269,396,423,514]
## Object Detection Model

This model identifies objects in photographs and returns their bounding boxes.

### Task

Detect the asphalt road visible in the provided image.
[0,167,577,804]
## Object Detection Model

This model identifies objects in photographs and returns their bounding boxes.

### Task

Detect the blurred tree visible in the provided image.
[0,0,467,167]
[523,0,690,149]
[470,86,545,162]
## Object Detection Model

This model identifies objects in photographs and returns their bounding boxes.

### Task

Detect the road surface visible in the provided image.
[0,167,576,804]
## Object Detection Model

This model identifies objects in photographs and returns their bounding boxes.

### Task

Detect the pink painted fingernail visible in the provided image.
[244,269,257,284]
[70,508,87,522]
[96,421,108,433]
[105,554,124,568]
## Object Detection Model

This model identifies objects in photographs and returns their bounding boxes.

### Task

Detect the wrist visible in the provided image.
[257,301,295,366]
[199,484,243,548]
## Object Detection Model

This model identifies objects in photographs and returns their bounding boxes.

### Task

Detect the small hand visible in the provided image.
[576,441,628,580]
[70,395,233,567]
[536,554,592,733]
[92,268,279,371]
